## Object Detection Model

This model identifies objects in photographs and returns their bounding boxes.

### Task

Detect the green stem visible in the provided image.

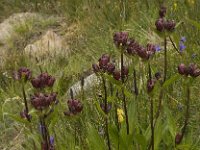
[121,52,129,135]
[153,36,168,128]
[22,83,30,122]
[169,36,181,54]
[178,85,190,144]
[102,76,111,150]
[150,96,154,150]
[164,37,167,82]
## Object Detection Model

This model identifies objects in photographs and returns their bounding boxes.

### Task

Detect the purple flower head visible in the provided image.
[155,45,162,51]
[155,18,165,32]
[50,136,54,145]
[113,32,128,47]
[31,92,57,110]
[65,99,83,116]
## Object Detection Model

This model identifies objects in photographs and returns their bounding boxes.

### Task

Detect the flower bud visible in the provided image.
[137,48,149,60]
[147,79,156,93]
[113,70,121,80]
[188,63,197,75]
[155,72,161,80]
[106,63,115,74]
[164,20,176,31]
[47,76,55,87]
[175,133,183,145]
[159,6,167,18]
[193,68,200,77]
[31,77,41,88]
[155,18,165,32]
[99,55,110,69]
[147,43,156,54]
[178,64,186,75]
[126,39,139,55]
[122,66,129,76]
[67,99,83,115]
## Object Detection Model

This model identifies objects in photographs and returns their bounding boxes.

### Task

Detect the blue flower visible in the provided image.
[179,36,186,52]
[180,37,186,42]
[50,136,54,145]
[155,45,161,51]
[179,42,186,52]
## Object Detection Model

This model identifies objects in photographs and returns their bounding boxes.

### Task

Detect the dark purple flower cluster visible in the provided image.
[64,99,83,116]
[14,67,32,81]
[92,54,129,80]
[113,32,128,48]
[30,93,57,110]
[178,63,200,77]
[113,33,157,60]
[155,6,176,32]
[31,73,55,89]
[127,39,156,60]
[92,54,113,73]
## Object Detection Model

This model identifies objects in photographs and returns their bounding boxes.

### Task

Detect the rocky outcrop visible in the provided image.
[24,30,67,57]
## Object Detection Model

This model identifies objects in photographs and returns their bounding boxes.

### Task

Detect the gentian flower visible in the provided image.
[179,37,186,52]
[155,45,162,51]
[50,136,54,145]
[179,43,186,52]
[180,37,186,42]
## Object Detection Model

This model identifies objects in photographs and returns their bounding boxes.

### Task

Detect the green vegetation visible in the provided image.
[0,0,200,149]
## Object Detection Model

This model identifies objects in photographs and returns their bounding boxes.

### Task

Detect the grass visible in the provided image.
[0,0,200,149]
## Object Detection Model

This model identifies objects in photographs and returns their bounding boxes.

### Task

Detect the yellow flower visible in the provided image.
[118,115,124,123]
[174,2,177,10]
[117,108,124,123]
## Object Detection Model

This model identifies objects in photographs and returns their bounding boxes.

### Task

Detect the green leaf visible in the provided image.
[163,74,180,89]
[186,18,200,29]
[128,98,138,133]
[6,113,29,124]
[154,116,164,149]
[87,124,106,150]
[104,74,122,86]
[134,133,147,149]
